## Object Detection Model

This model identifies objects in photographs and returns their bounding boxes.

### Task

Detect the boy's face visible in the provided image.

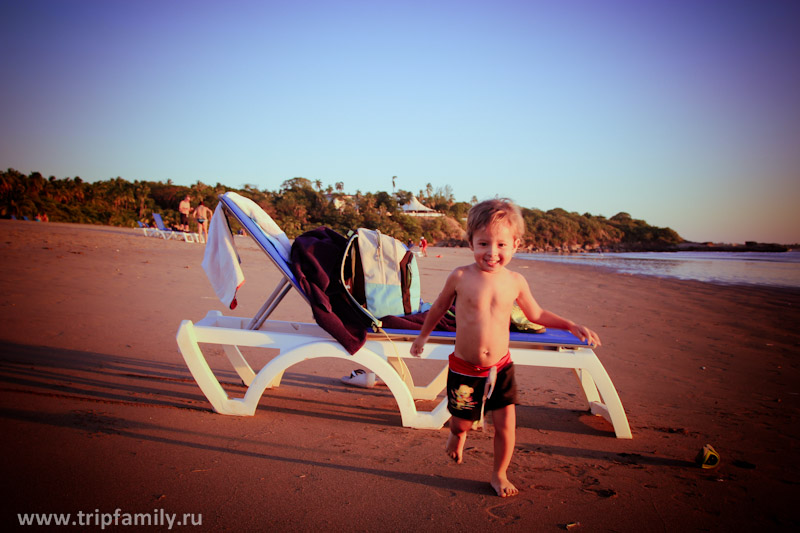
[469,222,520,273]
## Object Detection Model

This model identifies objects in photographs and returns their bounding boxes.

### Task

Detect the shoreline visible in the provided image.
[514,250,800,292]
[1,220,799,531]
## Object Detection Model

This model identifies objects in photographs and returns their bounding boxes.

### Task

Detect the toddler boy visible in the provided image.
[410,198,600,497]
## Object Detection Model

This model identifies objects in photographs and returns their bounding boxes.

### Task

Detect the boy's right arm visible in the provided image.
[410,269,459,357]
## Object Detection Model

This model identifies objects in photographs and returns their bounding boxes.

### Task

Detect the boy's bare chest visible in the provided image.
[456,280,515,313]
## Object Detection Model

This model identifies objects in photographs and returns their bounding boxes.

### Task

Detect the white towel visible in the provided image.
[201,192,293,309]
[202,203,244,308]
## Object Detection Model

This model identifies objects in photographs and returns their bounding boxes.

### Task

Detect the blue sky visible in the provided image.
[2,0,798,243]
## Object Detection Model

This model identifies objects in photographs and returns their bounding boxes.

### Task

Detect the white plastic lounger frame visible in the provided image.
[137,220,159,238]
[176,193,632,438]
[152,213,201,243]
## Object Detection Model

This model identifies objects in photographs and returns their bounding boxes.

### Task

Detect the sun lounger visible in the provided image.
[176,193,632,438]
[152,213,198,243]
[136,220,161,238]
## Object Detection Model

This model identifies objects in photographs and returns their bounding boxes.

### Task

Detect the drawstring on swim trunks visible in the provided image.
[485,366,497,400]
[479,366,498,430]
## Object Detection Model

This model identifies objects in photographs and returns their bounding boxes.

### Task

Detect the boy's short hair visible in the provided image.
[467,198,525,243]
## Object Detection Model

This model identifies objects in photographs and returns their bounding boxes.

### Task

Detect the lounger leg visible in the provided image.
[572,368,602,405]
[375,358,448,429]
[233,342,423,424]
[580,358,632,439]
[222,339,450,429]
[385,357,447,400]
[176,320,253,416]
[270,370,285,388]
[222,345,257,386]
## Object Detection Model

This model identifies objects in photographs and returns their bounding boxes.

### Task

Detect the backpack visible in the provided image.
[341,228,422,329]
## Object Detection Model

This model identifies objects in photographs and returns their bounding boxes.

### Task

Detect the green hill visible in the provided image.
[1,169,684,251]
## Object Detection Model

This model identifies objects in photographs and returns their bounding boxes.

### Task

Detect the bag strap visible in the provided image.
[340,232,383,330]
[399,250,414,314]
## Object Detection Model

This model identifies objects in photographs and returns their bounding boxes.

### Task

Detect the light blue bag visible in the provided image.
[341,228,422,328]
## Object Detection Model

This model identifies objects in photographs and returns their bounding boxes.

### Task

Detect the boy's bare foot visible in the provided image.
[491,474,519,497]
[446,432,466,464]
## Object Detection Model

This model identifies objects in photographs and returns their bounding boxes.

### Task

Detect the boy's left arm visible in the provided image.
[514,273,601,347]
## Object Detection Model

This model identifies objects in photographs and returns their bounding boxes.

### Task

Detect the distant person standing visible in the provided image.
[193,200,213,242]
[420,236,428,257]
[178,195,192,231]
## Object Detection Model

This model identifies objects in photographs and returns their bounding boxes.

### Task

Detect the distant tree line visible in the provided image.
[0,169,683,250]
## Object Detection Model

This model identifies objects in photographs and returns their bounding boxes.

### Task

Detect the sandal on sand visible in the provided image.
[340,369,376,389]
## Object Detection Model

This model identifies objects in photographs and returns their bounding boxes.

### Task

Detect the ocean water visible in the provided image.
[515,251,800,289]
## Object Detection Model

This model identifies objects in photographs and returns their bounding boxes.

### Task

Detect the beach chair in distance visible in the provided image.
[152,213,196,243]
[176,192,632,438]
[136,220,160,238]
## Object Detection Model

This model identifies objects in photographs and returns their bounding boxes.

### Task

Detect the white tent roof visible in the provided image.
[402,196,436,213]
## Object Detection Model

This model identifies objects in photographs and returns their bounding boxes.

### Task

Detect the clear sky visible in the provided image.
[2,0,798,243]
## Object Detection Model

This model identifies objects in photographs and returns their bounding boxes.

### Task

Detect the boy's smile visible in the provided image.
[469,222,520,273]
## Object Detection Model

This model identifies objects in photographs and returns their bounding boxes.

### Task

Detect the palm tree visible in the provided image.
[134,181,152,219]
[27,172,45,198]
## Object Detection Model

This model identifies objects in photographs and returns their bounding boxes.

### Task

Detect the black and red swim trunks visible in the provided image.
[446,352,518,421]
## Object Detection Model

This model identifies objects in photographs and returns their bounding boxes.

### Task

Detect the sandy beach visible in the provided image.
[1,219,798,531]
